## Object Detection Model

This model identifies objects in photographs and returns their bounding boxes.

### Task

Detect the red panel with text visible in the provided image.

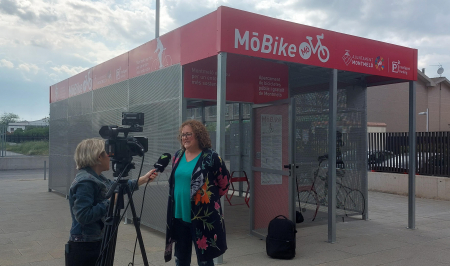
[50,79,69,103]
[93,53,129,90]
[183,54,288,103]
[129,30,181,79]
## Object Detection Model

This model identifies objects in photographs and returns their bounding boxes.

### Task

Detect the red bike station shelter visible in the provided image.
[49,6,418,244]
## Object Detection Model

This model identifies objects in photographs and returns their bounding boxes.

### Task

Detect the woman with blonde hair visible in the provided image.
[164,120,230,266]
[66,138,158,266]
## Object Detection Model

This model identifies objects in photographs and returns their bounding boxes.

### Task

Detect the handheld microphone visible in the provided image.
[154,153,172,173]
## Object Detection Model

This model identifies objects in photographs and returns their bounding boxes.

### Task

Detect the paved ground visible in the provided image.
[1,169,450,265]
[0,151,25,157]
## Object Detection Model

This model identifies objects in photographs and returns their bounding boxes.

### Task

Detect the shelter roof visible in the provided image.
[49,6,418,103]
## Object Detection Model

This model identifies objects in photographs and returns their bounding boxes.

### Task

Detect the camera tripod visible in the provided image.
[97,168,149,266]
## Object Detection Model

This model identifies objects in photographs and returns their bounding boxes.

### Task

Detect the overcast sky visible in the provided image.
[0,0,449,121]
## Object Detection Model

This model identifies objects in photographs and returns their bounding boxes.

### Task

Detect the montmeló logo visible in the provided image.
[234,29,330,63]
[342,50,351,65]
[342,50,373,68]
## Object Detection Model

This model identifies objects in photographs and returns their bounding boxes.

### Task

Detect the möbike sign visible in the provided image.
[233,29,329,63]
[219,7,417,81]
[68,68,93,98]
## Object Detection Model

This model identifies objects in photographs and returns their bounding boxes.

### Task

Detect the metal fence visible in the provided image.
[5,135,48,143]
[0,125,6,157]
[368,132,450,177]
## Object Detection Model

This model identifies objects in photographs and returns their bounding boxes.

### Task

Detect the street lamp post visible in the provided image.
[155,0,160,38]
[418,108,429,132]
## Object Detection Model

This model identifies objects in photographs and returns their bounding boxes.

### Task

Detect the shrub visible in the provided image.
[6,141,49,155]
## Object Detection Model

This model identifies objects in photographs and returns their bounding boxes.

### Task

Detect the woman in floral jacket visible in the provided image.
[164,120,230,266]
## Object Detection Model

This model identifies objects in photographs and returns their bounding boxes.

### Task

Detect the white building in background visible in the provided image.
[7,118,49,133]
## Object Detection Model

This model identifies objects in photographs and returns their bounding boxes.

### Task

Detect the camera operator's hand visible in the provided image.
[138,169,158,186]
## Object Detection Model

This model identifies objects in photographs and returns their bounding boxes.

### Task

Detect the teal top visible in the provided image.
[174,152,201,223]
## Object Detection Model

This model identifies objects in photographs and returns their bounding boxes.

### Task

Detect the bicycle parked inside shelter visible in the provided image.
[296,155,365,222]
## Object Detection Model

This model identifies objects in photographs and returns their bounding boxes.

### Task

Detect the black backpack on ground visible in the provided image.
[266,215,297,259]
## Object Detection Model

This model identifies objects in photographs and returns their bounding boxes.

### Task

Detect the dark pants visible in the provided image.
[174,218,215,266]
[65,240,102,266]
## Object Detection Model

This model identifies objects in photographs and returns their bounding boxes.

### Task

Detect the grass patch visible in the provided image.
[6,141,49,156]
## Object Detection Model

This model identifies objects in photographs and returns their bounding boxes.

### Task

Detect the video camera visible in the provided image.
[99,112,148,177]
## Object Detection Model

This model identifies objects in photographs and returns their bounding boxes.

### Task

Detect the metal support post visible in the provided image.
[238,103,244,196]
[328,69,337,243]
[215,52,227,265]
[288,97,296,222]
[408,81,416,229]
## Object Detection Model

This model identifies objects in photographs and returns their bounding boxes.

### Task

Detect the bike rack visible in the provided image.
[225,171,250,207]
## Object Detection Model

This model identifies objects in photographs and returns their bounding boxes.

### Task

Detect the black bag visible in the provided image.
[296,210,304,223]
[266,215,297,259]
[295,176,304,224]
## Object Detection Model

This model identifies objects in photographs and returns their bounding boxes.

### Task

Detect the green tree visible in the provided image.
[0,112,20,126]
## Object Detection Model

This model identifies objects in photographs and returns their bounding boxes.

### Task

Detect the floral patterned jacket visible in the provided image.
[164,148,230,262]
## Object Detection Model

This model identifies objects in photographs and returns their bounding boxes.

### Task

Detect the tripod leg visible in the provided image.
[106,205,121,265]
[125,186,149,266]
[98,192,115,266]
[98,190,123,266]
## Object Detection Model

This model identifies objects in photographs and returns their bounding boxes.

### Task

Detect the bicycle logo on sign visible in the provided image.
[299,34,330,63]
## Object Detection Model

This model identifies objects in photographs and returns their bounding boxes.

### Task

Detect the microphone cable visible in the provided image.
[98,154,148,266]
[129,155,149,266]
[98,151,164,266]
[129,153,171,265]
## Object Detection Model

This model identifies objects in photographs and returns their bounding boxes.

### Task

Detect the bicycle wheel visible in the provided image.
[335,186,347,210]
[344,189,365,217]
[298,189,319,221]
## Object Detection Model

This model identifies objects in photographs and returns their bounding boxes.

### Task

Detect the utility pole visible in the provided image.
[155,0,160,38]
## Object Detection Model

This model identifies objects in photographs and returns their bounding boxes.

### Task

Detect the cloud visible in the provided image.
[0,0,37,22]
[51,64,87,76]
[0,0,450,122]
[0,59,14,68]
[16,63,39,81]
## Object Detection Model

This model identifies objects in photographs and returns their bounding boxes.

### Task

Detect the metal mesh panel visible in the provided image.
[50,99,68,121]
[241,122,252,174]
[48,65,182,235]
[127,65,181,231]
[186,104,252,201]
[68,114,93,155]
[93,80,129,113]
[129,65,180,106]
[68,92,93,117]
[49,98,70,193]
[229,123,241,172]
[91,109,125,137]
[49,119,69,155]
[292,83,367,222]
[48,155,72,195]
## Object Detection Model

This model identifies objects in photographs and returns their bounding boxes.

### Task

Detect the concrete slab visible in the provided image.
[1,169,450,265]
